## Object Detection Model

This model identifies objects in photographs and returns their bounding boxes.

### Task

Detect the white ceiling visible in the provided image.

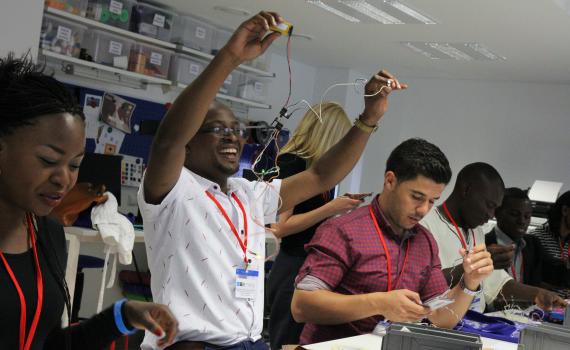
[161,0,570,83]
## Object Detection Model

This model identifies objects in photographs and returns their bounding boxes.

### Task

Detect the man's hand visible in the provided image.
[534,288,568,311]
[375,289,431,322]
[342,192,373,201]
[222,11,282,65]
[325,196,362,216]
[360,70,408,126]
[487,244,515,270]
[461,244,494,290]
[123,301,178,347]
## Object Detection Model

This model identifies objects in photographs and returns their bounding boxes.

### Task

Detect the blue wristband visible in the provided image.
[113,299,137,335]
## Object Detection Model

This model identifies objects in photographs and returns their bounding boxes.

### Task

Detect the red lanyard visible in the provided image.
[510,254,524,283]
[205,191,249,264]
[369,207,410,292]
[0,213,44,350]
[442,202,476,250]
[558,239,569,262]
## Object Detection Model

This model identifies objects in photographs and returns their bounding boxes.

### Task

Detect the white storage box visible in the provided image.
[131,2,177,41]
[128,43,172,78]
[85,30,133,69]
[238,74,268,102]
[211,28,232,55]
[246,52,271,71]
[40,14,86,57]
[220,70,240,97]
[86,0,135,30]
[45,0,89,16]
[169,54,207,85]
[172,15,214,53]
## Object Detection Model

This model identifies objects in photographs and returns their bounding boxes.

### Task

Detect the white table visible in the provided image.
[63,227,145,324]
[303,332,518,350]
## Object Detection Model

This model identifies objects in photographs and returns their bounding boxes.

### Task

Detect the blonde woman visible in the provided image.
[268,102,371,350]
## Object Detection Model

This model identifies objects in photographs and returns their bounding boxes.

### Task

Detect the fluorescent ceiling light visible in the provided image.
[387,1,437,24]
[428,43,473,60]
[402,42,506,61]
[307,1,361,22]
[341,1,404,24]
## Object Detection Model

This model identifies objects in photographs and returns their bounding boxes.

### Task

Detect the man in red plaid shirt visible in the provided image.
[291,138,495,344]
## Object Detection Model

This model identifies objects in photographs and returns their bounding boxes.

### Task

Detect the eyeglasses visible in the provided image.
[198,126,249,139]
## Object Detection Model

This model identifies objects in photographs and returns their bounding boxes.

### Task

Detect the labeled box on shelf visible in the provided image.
[169,54,207,85]
[85,29,133,69]
[85,0,135,30]
[45,0,89,17]
[238,74,268,102]
[130,2,176,41]
[40,14,86,57]
[245,52,271,71]
[211,28,231,55]
[171,15,214,53]
[128,42,172,78]
[220,70,241,97]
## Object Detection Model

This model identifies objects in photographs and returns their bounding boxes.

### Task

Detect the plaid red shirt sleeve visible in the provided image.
[295,219,353,289]
[418,232,449,301]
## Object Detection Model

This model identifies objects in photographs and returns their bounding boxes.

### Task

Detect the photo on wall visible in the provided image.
[100,92,136,134]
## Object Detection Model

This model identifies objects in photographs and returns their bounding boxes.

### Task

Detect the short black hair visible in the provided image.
[455,162,505,190]
[386,138,452,184]
[496,187,529,212]
[0,53,83,137]
[548,190,570,233]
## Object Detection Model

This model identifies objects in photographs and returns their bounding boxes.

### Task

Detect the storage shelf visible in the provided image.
[45,7,275,77]
[175,83,272,109]
[40,49,172,86]
[46,7,177,50]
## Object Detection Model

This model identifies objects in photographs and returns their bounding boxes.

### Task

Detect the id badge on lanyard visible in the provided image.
[235,268,259,299]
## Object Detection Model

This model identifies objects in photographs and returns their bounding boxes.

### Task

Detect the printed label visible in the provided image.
[150,52,163,65]
[153,14,166,28]
[189,63,200,75]
[195,26,206,39]
[108,40,123,55]
[109,0,123,15]
[56,25,72,42]
[224,74,233,85]
[254,82,263,94]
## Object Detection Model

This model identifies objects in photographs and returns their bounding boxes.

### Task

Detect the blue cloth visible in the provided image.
[454,310,528,343]
[204,340,268,350]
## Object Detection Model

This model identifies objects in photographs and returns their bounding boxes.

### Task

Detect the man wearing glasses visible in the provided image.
[137,11,406,350]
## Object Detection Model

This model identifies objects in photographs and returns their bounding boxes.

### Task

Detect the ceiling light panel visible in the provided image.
[306,0,437,24]
[402,42,507,61]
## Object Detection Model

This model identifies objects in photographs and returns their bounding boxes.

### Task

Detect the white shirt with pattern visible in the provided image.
[420,208,513,313]
[138,168,281,348]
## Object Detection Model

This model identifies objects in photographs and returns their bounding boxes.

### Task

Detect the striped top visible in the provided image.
[531,223,570,289]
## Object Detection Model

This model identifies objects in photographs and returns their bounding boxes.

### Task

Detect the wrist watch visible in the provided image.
[459,278,481,297]
[354,116,378,133]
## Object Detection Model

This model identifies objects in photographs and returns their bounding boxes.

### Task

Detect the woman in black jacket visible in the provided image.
[0,54,178,349]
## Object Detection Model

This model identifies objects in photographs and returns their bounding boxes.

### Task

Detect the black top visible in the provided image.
[277,153,333,257]
[485,227,542,287]
[0,216,123,349]
[531,223,570,289]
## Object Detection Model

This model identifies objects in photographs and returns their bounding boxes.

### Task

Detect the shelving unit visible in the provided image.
[45,7,276,78]
[174,83,271,109]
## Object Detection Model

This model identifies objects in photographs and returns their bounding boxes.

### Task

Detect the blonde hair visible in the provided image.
[279,102,351,167]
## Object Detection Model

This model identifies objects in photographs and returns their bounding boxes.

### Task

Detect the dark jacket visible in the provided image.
[485,227,542,287]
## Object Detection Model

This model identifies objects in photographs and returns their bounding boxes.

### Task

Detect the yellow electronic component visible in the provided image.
[270,21,293,36]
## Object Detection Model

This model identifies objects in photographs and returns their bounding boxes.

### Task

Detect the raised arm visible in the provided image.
[279,72,407,213]
[143,12,282,204]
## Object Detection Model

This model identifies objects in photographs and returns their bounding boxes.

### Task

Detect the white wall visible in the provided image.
[0,0,44,59]
[359,77,570,200]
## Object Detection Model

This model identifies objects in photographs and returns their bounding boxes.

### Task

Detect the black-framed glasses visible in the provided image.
[198,126,249,139]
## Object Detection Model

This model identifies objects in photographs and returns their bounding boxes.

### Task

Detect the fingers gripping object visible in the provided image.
[270,20,293,36]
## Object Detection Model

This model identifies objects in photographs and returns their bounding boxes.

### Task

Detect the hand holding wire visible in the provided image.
[460,244,493,291]
[360,70,408,125]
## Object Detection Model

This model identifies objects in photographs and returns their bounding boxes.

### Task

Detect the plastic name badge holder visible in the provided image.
[40,14,86,58]
[85,0,135,30]
[381,323,483,350]
[519,323,570,350]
